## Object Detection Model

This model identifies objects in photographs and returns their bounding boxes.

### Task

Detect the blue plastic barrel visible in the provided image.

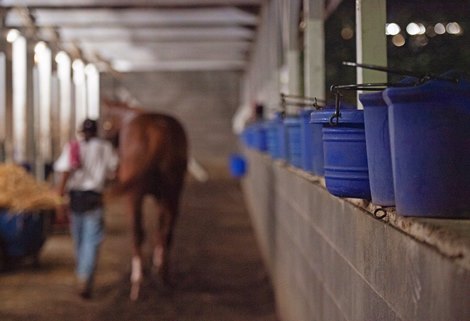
[284,116,302,168]
[309,105,355,176]
[360,91,395,206]
[384,75,470,217]
[275,114,288,161]
[0,209,46,258]
[240,125,253,148]
[265,113,283,159]
[310,112,325,175]
[252,122,267,152]
[241,123,265,150]
[311,109,371,199]
[300,109,314,172]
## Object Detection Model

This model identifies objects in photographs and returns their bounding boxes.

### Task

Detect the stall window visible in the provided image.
[55,51,72,146]
[0,51,6,162]
[72,59,86,133]
[85,63,100,120]
[34,41,52,165]
[8,29,27,164]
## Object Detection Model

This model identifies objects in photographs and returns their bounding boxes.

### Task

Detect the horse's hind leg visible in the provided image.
[153,197,179,284]
[128,193,145,301]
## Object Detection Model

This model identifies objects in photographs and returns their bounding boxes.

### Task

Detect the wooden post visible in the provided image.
[356,0,387,108]
[287,0,302,96]
[1,35,13,162]
[303,0,325,100]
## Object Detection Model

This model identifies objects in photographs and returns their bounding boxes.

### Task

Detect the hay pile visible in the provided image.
[0,163,61,213]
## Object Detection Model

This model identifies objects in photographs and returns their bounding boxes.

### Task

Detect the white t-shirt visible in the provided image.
[54,137,119,193]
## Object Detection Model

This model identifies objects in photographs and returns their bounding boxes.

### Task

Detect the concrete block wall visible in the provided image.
[242,149,470,321]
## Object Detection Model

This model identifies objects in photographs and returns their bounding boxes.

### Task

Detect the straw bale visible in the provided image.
[0,163,61,213]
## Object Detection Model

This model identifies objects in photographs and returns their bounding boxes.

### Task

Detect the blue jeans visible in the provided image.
[70,207,104,284]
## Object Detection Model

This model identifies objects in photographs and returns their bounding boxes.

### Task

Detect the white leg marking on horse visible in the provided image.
[130,256,142,301]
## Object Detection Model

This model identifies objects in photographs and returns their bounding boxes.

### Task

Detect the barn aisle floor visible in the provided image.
[0,178,278,321]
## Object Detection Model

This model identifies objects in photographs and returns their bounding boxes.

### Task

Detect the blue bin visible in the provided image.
[284,116,302,168]
[252,122,267,152]
[360,91,395,206]
[0,209,47,258]
[300,109,314,172]
[278,118,288,161]
[265,113,285,159]
[241,123,265,151]
[229,153,247,178]
[310,112,326,176]
[240,125,253,148]
[311,109,371,199]
[384,75,470,217]
[309,105,355,176]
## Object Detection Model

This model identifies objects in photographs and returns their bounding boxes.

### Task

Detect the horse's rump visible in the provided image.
[116,113,188,196]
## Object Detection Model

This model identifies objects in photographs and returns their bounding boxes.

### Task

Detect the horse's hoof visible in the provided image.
[130,283,140,301]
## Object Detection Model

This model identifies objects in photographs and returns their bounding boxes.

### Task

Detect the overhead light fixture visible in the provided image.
[72,59,85,84]
[385,23,401,36]
[446,22,462,35]
[55,51,69,65]
[341,26,354,40]
[406,22,421,36]
[34,41,47,53]
[85,63,98,75]
[6,29,21,43]
[392,34,406,47]
[434,23,446,35]
[72,59,84,71]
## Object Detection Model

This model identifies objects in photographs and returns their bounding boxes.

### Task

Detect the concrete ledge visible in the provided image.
[242,148,470,321]
[255,150,470,271]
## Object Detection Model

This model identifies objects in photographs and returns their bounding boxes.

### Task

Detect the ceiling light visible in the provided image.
[392,34,406,47]
[434,23,446,35]
[341,26,354,40]
[34,41,47,53]
[72,59,84,71]
[406,23,421,36]
[55,51,69,65]
[417,23,426,35]
[6,29,20,43]
[85,63,98,75]
[386,23,401,36]
[446,22,462,35]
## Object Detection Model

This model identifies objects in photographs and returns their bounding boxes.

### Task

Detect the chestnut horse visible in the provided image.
[101,100,188,300]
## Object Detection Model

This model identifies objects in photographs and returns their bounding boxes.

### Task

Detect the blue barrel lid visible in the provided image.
[310,109,364,124]
[359,76,419,108]
[359,91,387,108]
[383,71,470,107]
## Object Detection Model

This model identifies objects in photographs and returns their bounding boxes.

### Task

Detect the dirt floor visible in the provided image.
[0,178,278,321]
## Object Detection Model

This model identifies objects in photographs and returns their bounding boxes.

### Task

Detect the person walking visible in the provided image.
[54,118,119,299]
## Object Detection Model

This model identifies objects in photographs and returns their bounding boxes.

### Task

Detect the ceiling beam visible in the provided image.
[1,0,264,9]
[54,26,255,42]
[111,59,246,72]
[74,41,250,61]
[6,7,259,27]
